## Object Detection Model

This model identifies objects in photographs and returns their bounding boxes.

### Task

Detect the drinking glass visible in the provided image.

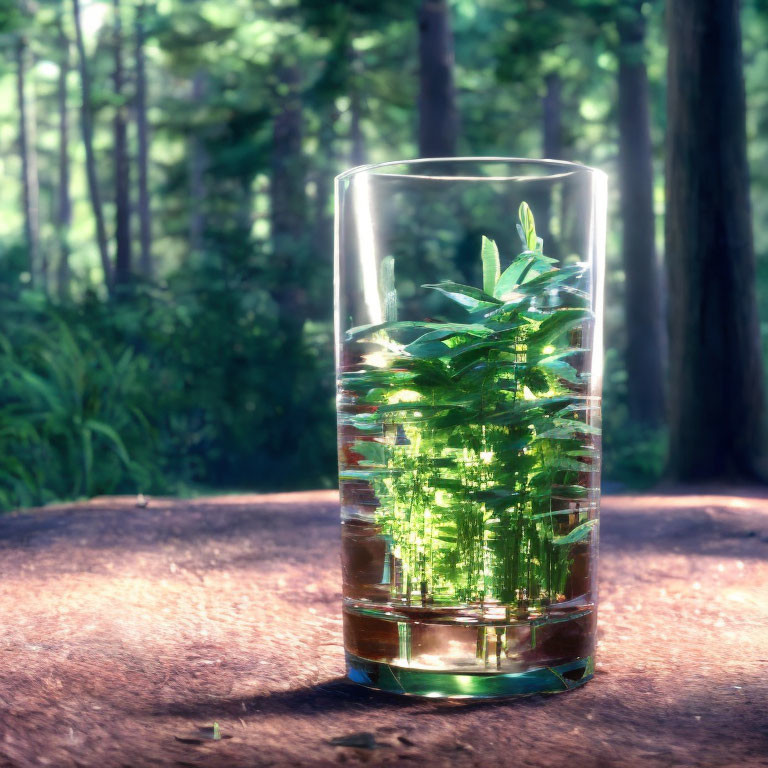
[335,158,606,698]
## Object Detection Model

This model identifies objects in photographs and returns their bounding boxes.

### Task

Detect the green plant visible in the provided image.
[0,318,159,508]
[341,203,599,610]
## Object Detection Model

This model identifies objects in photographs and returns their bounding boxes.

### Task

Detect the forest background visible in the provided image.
[0,0,764,509]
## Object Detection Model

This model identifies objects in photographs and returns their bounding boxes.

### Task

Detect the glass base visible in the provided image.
[345,651,594,699]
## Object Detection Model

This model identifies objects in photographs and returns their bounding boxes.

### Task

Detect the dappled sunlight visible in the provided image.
[1,491,766,765]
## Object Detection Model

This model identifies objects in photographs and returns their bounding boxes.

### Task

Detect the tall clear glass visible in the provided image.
[335,158,606,698]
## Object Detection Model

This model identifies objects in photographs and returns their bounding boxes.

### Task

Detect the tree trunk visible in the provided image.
[269,62,308,483]
[72,0,112,289]
[271,62,307,330]
[542,72,562,160]
[417,0,458,157]
[56,17,72,300]
[188,71,207,253]
[112,0,132,288]
[666,0,764,480]
[617,1,665,427]
[15,35,41,288]
[314,105,337,287]
[350,85,365,168]
[534,73,563,260]
[135,0,152,278]
[349,46,365,167]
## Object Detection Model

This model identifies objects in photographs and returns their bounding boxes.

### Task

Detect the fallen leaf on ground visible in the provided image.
[329,732,381,749]
[174,724,232,745]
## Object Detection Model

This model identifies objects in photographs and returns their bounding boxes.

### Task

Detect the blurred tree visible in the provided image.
[494,1,606,256]
[542,71,563,160]
[269,55,312,474]
[417,0,457,157]
[15,29,40,286]
[55,6,72,300]
[497,0,667,430]
[111,0,132,287]
[187,70,208,253]
[349,46,365,166]
[297,0,418,310]
[72,0,112,289]
[666,0,765,479]
[134,0,152,278]
[617,0,665,427]
[495,0,593,161]
[271,57,307,329]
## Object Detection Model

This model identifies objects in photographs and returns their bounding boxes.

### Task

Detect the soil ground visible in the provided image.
[0,490,767,767]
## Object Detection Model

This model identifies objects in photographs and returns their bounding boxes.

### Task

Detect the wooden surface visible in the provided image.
[1,490,767,767]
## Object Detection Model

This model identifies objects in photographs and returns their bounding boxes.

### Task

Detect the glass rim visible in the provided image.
[335,156,606,183]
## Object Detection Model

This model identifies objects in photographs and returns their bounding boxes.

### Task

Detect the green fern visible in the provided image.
[0,320,157,509]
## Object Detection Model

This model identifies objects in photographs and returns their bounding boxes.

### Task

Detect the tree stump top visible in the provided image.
[1,490,767,767]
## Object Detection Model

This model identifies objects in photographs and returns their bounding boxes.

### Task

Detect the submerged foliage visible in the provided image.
[341,203,599,609]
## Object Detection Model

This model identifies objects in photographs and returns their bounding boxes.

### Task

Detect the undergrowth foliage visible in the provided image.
[340,203,599,609]
[0,270,336,511]
[0,319,156,508]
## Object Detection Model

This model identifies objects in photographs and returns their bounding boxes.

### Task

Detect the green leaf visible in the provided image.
[479,296,538,322]
[339,468,391,481]
[342,412,385,433]
[522,366,550,394]
[403,340,451,359]
[374,403,453,415]
[527,308,592,347]
[85,419,131,467]
[443,337,523,360]
[481,236,500,295]
[553,519,598,546]
[518,201,538,252]
[551,457,592,472]
[406,323,493,345]
[514,264,586,297]
[495,254,534,298]
[538,357,582,384]
[422,282,502,312]
[342,370,418,390]
[346,320,460,341]
[353,440,390,466]
[531,508,583,520]
[535,418,601,439]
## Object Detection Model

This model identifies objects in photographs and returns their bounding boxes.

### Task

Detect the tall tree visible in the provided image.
[666,0,764,480]
[268,58,309,481]
[135,0,152,278]
[542,72,563,159]
[15,33,40,287]
[112,0,132,287]
[617,0,665,427]
[417,0,458,157]
[56,12,72,299]
[72,0,112,289]
[349,46,365,167]
[495,2,604,257]
[540,70,564,257]
[188,70,208,254]
[270,60,307,330]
